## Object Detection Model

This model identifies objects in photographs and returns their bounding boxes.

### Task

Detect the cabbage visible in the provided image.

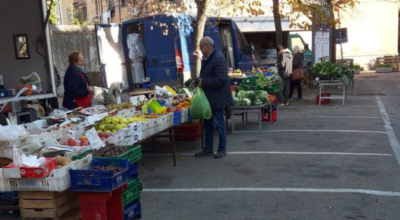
[252,98,262,105]
[237,91,248,99]
[233,97,241,106]
[243,98,251,106]
[247,91,256,102]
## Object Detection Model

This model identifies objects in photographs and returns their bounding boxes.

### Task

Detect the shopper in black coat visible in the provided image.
[192,36,232,159]
[289,45,304,101]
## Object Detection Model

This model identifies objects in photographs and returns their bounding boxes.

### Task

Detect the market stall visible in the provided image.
[226,68,280,132]
[310,61,354,105]
[0,84,203,219]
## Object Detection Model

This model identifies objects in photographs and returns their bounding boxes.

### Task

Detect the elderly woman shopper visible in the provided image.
[62,51,94,109]
[289,45,304,101]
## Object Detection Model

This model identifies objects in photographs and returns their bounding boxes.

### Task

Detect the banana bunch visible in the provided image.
[135,112,144,117]
[107,101,134,110]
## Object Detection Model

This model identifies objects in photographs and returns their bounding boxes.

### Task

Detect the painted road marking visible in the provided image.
[143,152,393,157]
[142,187,400,197]
[376,96,400,165]
[264,130,386,134]
[278,116,381,119]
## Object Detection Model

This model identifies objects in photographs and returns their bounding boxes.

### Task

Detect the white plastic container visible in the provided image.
[2,154,92,192]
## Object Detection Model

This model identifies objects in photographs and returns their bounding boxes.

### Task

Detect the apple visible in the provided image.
[112,118,119,125]
[115,116,123,123]
[114,124,124,130]
[97,129,103,132]
[127,117,136,124]
[167,107,174,113]
[104,117,112,124]
[80,140,89,146]
[100,137,106,141]
[120,118,128,125]
[111,129,118,133]
[98,124,106,130]
[105,124,114,131]
[79,136,88,141]
[104,130,111,133]
[98,133,106,138]
[67,138,76,146]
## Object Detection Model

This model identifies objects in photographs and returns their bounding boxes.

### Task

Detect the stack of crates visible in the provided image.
[69,145,143,220]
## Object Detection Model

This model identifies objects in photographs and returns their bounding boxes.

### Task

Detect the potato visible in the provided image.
[62,161,70,166]
[56,157,70,165]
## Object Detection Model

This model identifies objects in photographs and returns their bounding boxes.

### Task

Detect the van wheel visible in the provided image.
[0,113,7,126]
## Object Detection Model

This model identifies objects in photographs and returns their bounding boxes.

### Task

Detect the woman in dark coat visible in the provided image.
[62,51,93,109]
[289,45,304,101]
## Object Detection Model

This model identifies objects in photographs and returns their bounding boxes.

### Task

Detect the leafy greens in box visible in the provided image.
[311,61,353,86]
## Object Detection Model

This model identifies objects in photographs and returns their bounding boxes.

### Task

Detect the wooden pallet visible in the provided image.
[336,58,354,67]
[375,56,400,71]
[19,191,80,220]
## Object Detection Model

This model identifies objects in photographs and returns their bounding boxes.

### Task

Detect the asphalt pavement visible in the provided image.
[138,72,400,220]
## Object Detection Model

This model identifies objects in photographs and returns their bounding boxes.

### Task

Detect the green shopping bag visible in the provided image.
[189,86,212,120]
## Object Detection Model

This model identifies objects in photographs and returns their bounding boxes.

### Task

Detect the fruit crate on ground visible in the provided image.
[79,184,127,220]
[174,121,201,141]
[70,158,132,192]
[122,178,141,207]
[124,200,142,220]
[2,155,92,192]
[19,190,80,220]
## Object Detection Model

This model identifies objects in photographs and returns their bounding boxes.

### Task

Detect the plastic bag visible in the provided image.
[189,86,212,120]
[49,109,68,119]
[20,72,42,91]
[0,124,30,141]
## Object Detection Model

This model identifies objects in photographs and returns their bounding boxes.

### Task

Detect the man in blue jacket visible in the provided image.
[192,36,233,159]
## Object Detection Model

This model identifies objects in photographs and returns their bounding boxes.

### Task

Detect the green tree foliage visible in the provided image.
[47,0,59,25]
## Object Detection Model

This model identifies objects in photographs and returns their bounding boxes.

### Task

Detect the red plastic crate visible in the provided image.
[79,184,127,220]
[174,121,201,140]
[262,110,277,123]
[316,93,331,105]
[3,158,57,178]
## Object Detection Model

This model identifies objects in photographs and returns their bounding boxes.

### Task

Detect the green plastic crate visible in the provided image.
[94,145,142,164]
[241,77,256,86]
[71,149,93,161]
[122,178,141,207]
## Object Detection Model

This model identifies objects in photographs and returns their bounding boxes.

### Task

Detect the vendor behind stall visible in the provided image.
[63,51,93,109]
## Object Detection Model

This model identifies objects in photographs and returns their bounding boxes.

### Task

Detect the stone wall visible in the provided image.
[49,25,100,96]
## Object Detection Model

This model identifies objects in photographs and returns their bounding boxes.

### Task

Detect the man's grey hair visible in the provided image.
[202,36,214,47]
[293,45,302,55]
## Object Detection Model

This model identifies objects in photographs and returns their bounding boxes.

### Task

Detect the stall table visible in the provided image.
[318,80,347,105]
[229,104,267,133]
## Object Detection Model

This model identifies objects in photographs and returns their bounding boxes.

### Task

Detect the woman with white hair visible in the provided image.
[289,45,304,101]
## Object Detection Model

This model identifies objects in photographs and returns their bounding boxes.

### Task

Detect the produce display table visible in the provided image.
[230,104,267,134]
[318,80,347,105]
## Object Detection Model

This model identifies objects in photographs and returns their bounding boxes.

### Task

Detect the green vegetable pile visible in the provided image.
[255,73,282,90]
[233,90,270,106]
[310,61,354,86]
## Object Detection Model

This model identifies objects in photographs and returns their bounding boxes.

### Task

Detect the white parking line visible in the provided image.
[142,187,400,197]
[143,152,393,157]
[376,96,400,165]
[278,116,381,119]
[264,130,386,134]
